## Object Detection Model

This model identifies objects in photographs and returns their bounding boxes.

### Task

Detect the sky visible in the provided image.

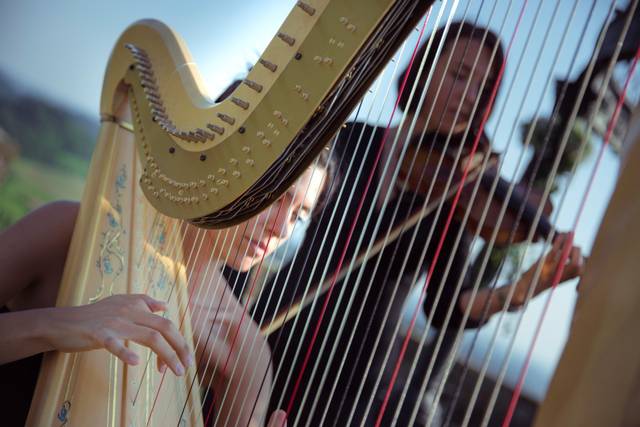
[1,0,635,403]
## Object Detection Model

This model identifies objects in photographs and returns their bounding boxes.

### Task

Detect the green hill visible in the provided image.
[0,70,98,229]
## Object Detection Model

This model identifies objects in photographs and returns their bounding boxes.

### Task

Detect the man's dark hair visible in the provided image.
[398,21,505,130]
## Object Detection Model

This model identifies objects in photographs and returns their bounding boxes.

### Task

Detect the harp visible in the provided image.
[26,0,639,426]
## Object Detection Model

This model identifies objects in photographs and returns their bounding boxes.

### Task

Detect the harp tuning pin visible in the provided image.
[256,131,265,138]
[259,59,277,72]
[262,139,272,147]
[207,124,224,135]
[313,55,323,63]
[295,84,302,92]
[229,158,238,166]
[210,188,219,194]
[218,168,227,175]
[202,194,208,201]
[207,174,215,181]
[322,57,333,66]
[277,32,296,46]
[346,23,357,33]
[232,170,241,178]
[296,1,315,15]
[339,17,349,25]
[231,96,250,110]
[199,179,206,187]
[242,79,263,93]
[242,146,251,153]
[245,159,255,166]
[217,113,236,125]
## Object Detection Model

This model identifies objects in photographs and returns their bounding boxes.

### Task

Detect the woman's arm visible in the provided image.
[460,232,585,322]
[189,266,273,427]
[0,294,193,374]
[0,202,193,373]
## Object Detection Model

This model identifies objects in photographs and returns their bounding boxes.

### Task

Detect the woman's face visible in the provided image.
[418,37,495,135]
[215,165,327,272]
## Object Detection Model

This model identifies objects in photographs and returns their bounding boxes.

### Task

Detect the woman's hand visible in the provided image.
[511,232,585,306]
[46,294,193,375]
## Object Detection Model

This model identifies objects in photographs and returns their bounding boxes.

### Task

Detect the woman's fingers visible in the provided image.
[562,246,585,281]
[134,311,194,370]
[102,334,139,366]
[135,294,167,313]
[267,410,287,427]
[122,323,186,376]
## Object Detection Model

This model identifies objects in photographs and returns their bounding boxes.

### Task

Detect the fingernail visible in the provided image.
[186,354,194,367]
[175,363,185,376]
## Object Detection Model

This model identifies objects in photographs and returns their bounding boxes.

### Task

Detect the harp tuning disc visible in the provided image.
[242,79,263,93]
[231,96,250,110]
[217,113,236,125]
[259,59,278,72]
[277,32,296,46]
[296,1,315,15]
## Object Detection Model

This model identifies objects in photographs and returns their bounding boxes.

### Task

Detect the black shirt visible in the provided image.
[252,122,485,426]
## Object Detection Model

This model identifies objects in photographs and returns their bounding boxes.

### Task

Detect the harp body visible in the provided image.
[26,119,204,426]
[23,0,640,425]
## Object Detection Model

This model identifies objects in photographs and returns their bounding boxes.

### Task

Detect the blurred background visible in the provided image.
[0,0,637,425]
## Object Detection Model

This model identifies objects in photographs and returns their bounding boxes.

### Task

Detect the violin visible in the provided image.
[398,139,554,245]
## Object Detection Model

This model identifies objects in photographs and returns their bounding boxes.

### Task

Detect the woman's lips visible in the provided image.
[245,237,269,255]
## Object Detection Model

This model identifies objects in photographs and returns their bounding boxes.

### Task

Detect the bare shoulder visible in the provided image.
[0,201,80,307]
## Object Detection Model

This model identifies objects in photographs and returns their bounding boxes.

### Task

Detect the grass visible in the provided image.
[0,157,87,229]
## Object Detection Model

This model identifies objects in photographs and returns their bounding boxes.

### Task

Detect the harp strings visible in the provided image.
[442,0,609,424]
[501,10,640,427]
[65,1,637,425]
[280,14,433,419]
[217,154,340,427]
[305,2,483,424]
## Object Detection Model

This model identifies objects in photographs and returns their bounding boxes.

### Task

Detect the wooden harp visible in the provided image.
[26,0,640,426]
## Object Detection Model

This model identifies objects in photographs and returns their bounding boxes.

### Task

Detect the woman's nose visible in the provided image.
[263,202,291,240]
